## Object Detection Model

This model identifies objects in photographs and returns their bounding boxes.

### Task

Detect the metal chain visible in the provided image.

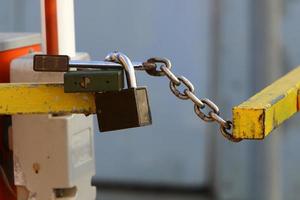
[143,57,242,143]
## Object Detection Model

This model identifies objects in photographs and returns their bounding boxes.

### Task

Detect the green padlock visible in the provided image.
[64,69,124,93]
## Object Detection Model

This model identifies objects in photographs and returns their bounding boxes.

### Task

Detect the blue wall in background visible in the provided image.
[0,0,211,186]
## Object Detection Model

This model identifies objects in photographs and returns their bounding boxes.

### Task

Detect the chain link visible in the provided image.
[161,66,181,85]
[194,98,219,122]
[170,76,195,100]
[144,57,242,143]
[145,57,172,76]
[184,90,204,108]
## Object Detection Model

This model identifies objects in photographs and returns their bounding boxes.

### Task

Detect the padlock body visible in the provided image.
[96,87,152,132]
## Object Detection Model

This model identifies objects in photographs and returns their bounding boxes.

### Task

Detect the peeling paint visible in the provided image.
[233,66,300,139]
[0,83,96,115]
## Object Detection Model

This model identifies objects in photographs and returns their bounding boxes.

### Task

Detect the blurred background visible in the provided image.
[1,0,300,199]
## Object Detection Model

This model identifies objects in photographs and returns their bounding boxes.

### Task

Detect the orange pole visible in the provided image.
[44,0,58,54]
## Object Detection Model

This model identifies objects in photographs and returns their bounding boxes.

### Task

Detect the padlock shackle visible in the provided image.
[105,52,137,88]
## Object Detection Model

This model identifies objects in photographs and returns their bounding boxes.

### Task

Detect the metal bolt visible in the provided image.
[79,77,91,89]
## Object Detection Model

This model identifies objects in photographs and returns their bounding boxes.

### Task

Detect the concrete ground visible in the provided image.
[97,189,211,200]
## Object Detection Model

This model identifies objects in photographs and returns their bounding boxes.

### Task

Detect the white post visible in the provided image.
[40,0,76,57]
[56,0,76,57]
[40,0,47,53]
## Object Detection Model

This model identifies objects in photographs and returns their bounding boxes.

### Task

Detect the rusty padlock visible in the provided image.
[95,52,152,132]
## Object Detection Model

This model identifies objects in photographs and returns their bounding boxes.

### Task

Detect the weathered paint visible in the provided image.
[233,66,300,139]
[0,83,96,115]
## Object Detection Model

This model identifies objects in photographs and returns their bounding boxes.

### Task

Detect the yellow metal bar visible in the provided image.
[0,83,96,115]
[2,69,300,140]
[233,66,300,139]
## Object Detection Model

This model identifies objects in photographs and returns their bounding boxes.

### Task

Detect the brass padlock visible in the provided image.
[96,52,152,132]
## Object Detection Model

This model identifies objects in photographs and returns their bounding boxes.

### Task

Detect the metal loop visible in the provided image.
[145,57,172,76]
[220,121,243,143]
[184,90,204,108]
[161,66,181,85]
[141,62,157,71]
[170,76,195,100]
[105,52,137,88]
[194,98,220,122]
[210,112,229,128]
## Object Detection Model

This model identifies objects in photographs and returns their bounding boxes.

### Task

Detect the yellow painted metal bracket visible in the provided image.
[2,66,300,140]
[233,66,300,139]
[0,83,96,115]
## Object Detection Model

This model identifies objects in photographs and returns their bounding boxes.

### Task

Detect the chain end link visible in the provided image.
[220,121,243,143]
[145,57,172,76]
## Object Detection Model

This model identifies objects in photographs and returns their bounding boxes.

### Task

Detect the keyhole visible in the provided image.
[79,77,91,88]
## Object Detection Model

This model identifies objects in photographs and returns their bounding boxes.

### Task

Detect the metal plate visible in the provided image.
[64,70,124,93]
[33,54,69,72]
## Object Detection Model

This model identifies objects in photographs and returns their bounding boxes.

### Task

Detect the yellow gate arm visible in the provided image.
[233,66,300,139]
[1,68,300,140]
[0,83,96,115]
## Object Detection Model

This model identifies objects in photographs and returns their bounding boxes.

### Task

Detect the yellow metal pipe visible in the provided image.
[0,83,96,115]
[233,66,300,139]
